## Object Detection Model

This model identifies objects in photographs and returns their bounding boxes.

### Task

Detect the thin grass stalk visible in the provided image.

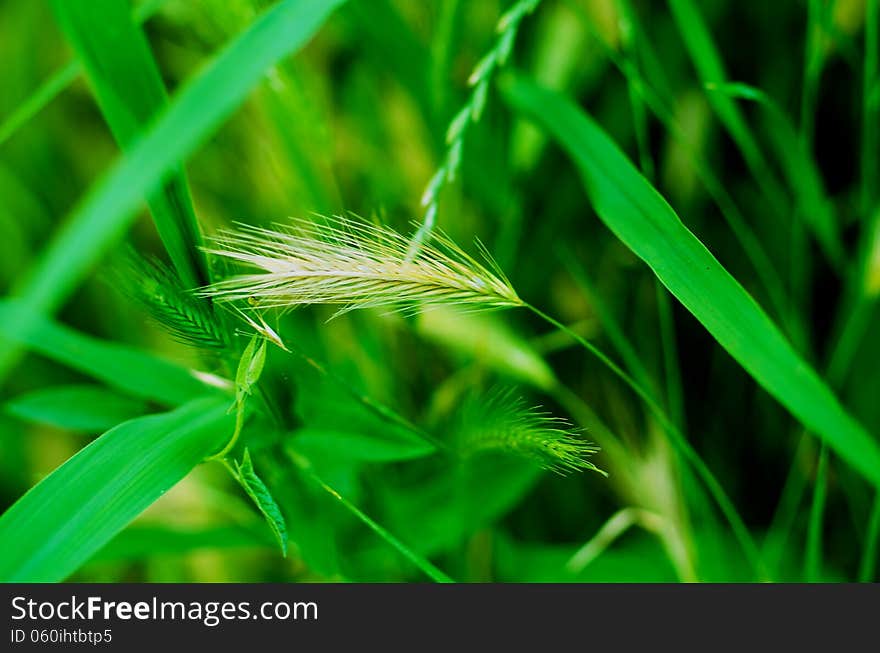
[524,302,768,579]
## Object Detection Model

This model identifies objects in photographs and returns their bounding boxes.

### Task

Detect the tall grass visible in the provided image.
[0,0,877,583]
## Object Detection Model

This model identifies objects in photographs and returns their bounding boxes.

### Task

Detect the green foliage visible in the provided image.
[50,0,208,289]
[230,449,288,557]
[0,398,233,581]
[5,384,149,432]
[503,75,880,492]
[1,0,877,584]
[0,300,218,406]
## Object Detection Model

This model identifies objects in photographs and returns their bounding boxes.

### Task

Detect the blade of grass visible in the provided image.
[1,0,346,382]
[0,397,233,582]
[667,0,789,219]
[805,444,829,581]
[0,299,220,405]
[503,75,880,492]
[863,0,880,215]
[801,0,827,154]
[558,248,655,394]
[762,433,811,574]
[655,281,685,430]
[286,447,454,583]
[565,0,796,338]
[50,0,208,289]
[706,81,843,267]
[5,384,150,432]
[0,62,79,148]
[525,301,765,578]
[0,0,167,149]
[859,494,880,581]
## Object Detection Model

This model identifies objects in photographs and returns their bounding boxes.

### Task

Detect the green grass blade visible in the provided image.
[859,494,880,581]
[503,75,880,491]
[0,397,233,582]
[863,0,880,214]
[0,0,167,149]
[800,0,826,153]
[292,428,436,463]
[667,0,788,216]
[50,0,207,289]
[707,82,843,266]
[558,248,655,394]
[565,2,795,334]
[9,0,345,320]
[0,299,217,405]
[805,445,828,581]
[0,62,79,148]
[5,384,149,432]
[287,448,454,583]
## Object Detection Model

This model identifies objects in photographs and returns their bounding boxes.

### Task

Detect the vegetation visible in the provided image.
[0,0,878,582]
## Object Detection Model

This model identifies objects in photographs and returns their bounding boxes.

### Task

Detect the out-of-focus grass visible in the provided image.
[0,0,877,583]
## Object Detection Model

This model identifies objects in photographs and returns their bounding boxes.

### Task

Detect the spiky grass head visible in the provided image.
[121,254,229,351]
[455,388,605,475]
[201,216,522,317]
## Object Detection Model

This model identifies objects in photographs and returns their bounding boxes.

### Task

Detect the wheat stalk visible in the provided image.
[201,216,522,317]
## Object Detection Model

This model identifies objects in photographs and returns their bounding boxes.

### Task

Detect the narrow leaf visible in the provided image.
[50,0,207,288]
[0,397,233,582]
[231,449,288,557]
[503,76,880,490]
[5,384,149,432]
[0,299,218,406]
[7,0,346,353]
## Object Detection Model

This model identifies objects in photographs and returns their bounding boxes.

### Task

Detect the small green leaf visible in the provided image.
[231,449,288,557]
[235,335,267,400]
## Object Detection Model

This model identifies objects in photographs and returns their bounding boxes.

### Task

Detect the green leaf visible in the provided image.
[50,0,207,288]
[666,0,785,215]
[288,448,454,582]
[706,82,843,265]
[231,449,288,557]
[503,75,880,491]
[4,0,346,375]
[0,0,167,148]
[0,299,219,406]
[5,384,149,432]
[0,397,233,582]
[236,336,267,399]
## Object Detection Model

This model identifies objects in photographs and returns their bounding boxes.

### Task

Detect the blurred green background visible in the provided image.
[0,0,878,582]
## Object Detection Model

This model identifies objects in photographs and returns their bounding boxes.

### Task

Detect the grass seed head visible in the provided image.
[201,216,522,317]
[455,387,605,476]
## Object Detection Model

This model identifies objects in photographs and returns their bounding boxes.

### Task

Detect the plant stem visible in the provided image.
[858,494,880,582]
[286,448,454,583]
[804,443,828,582]
[288,346,451,454]
[524,301,768,579]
